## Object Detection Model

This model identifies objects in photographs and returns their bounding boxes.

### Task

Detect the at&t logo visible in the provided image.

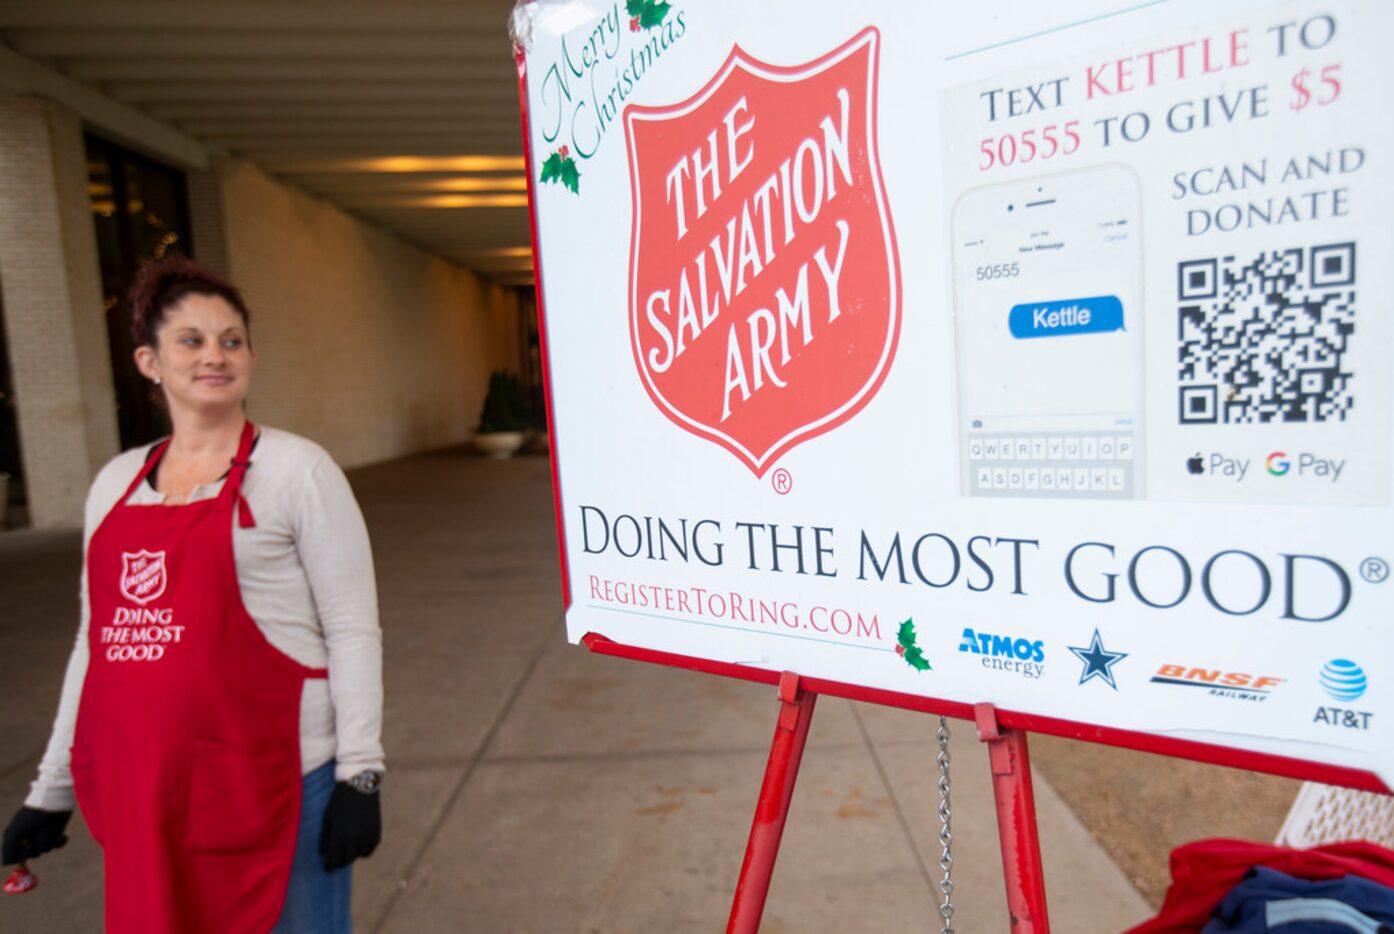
[1320,658,1366,701]
[1312,659,1373,732]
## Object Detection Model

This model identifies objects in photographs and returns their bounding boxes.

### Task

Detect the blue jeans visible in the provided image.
[271,761,352,934]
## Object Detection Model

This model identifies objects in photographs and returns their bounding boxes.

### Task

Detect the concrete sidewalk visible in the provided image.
[0,451,1151,932]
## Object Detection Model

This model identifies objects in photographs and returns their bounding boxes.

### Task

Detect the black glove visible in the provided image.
[3,807,72,865]
[319,783,380,872]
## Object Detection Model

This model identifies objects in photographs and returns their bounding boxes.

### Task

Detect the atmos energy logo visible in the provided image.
[626,29,901,475]
[959,627,1044,679]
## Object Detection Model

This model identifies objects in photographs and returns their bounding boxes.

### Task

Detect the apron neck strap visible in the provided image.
[120,422,258,527]
[122,438,172,503]
[224,420,258,529]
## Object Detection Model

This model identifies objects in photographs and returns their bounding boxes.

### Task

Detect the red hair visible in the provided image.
[127,255,251,347]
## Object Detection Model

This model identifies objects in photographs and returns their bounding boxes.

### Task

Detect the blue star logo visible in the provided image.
[1068,629,1128,690]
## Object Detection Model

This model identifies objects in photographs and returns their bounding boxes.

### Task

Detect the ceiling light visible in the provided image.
[356,155,526,173]
[475,247,535,258]
[399,194,529,209]
[420,176,528,193]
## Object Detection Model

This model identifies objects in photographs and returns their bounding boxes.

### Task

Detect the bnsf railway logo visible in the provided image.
[119,550,168,605]
[625,28,901,476]
[1150,664,1284,701]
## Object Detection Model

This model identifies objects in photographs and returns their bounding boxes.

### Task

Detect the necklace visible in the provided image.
[161,486,202,506]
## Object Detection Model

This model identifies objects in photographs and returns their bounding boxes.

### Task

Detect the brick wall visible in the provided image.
[0,97,119,528]
[212,160,522,469]
[186,162,231,278]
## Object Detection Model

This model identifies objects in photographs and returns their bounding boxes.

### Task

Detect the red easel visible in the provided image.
[723,679,1047,933]
[582,633,1388,933]
[583,635,1051,932]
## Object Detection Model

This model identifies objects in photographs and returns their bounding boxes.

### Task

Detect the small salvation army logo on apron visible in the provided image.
[120,550,168,605]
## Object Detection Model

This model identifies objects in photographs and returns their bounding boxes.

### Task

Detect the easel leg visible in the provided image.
[975,703,1050,934]
[727,672,817,934]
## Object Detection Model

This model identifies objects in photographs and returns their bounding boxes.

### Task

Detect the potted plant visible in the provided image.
[473,371,529,459]
[526,382,550,454]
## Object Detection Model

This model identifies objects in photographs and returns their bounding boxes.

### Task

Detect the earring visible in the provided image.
[154,377,162,385]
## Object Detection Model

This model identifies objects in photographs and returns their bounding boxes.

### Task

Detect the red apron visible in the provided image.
[72,421,328,934]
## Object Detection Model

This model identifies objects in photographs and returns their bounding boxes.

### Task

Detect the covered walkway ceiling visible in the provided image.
[0,0,535,286]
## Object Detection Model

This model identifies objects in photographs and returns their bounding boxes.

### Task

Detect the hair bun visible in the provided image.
[127,255,250,347]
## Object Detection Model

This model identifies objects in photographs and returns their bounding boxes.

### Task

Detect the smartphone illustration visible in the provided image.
[951,165,1144,499]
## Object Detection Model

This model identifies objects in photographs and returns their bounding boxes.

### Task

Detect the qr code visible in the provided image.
[1177,243,1355,424]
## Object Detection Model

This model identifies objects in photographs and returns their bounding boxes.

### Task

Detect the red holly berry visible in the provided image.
[558,145,570,158]
[895,645,905,657]
[629,16,641,31]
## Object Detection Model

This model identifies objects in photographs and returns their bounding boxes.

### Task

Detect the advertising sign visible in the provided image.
[515,0,1394,788]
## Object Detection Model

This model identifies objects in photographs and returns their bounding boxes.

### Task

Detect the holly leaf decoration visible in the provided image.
[539,149,580,194]
[903,645,930,671]
[539,152,564,185]
[626,0,670,29]
[559,158,580,193]
[896,618,917,648]
[639,0,671,28]
[896,618,931,672]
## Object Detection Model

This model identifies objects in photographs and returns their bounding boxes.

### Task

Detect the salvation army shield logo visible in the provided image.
[625,28,900,476]
[120,550,167,605]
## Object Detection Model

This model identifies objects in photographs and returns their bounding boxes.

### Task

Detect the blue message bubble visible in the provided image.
[1008,296,1125,339]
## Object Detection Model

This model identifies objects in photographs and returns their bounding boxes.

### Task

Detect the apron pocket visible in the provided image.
[69,748,105,845]
[188,739,298,852]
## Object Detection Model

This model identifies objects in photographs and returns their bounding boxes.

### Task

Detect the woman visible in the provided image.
[1,256,385,933]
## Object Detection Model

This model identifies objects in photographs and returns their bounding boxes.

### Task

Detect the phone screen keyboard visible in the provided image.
[966,432,1137,499]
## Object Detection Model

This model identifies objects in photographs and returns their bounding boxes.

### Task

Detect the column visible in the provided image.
[0,95,119,528]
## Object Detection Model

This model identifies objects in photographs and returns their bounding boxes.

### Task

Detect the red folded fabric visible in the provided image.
[1124,838,1394,934]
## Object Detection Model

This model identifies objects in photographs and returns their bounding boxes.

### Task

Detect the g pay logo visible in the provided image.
[1266,452,1290,476]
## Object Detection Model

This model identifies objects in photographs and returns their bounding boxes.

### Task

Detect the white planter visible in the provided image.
[473,431,527,459]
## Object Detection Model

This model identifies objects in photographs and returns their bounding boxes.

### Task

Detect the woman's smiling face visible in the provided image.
[135,293,255,415]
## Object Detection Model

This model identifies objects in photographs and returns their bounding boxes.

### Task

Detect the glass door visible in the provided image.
[87,135,194,449]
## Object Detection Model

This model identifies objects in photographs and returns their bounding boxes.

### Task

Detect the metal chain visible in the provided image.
[935,716,955,933]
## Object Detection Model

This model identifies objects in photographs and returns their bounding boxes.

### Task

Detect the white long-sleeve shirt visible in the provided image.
[26,426,385,812]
